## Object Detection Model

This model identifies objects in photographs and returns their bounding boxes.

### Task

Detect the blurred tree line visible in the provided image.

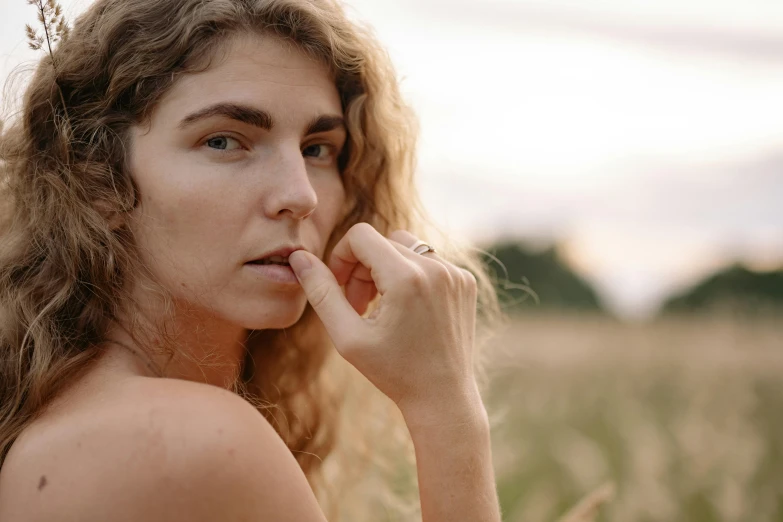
[479,241,608,315]
[662,263,783,316]
[481,240,783,318]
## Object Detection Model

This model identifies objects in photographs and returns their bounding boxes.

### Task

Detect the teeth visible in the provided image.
[254,254,289,265]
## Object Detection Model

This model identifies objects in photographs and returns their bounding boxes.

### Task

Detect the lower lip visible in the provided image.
[244,263,300,285]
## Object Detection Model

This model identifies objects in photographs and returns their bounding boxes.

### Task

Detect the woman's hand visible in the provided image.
[288,223,482,422]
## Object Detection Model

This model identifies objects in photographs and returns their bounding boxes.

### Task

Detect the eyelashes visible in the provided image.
[205,135,242,152]
[202,134,341,166]
[302,143,338,164]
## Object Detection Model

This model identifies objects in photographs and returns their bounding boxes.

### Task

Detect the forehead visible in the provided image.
[153,33,341,122]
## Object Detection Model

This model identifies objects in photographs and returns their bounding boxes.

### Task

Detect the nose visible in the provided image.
[264,148,318,220]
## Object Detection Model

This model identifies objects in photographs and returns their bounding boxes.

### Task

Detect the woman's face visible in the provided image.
[127,33,347,331]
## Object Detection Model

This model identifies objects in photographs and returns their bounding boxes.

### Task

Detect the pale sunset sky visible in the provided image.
[2,0,782,319]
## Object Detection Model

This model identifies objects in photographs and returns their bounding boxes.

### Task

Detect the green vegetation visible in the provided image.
[663,264,783,316]
[480,241,607,314]
[480,239,783,319]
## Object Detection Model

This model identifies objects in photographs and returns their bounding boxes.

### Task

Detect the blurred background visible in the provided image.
[3,0,782,520]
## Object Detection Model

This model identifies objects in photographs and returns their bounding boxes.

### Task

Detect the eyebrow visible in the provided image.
[179,103,273,130]
[178,102,345,136]
[305,114,346,136]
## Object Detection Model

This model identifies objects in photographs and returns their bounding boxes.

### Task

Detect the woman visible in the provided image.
[0,0,503,520]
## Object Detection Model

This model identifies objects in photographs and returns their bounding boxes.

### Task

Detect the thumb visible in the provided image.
[288,250,361,343]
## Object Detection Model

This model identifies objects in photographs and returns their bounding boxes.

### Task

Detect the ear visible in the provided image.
[92,199,125,231]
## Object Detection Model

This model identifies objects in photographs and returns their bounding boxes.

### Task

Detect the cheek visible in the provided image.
[316,176,347,230]
[128,166,238,279]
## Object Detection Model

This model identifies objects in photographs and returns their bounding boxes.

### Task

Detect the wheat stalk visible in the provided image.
[24,0,71,137]
[25,0,70,59]
[556,482,616,522]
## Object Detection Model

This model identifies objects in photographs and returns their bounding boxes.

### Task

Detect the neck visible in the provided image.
[104,300,249,389]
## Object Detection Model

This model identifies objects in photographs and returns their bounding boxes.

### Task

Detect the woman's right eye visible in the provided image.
[205,135,242,151]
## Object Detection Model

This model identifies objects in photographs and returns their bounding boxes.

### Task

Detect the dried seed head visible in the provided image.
[23,0,71,57]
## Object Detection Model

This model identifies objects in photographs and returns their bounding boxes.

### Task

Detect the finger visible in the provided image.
[386,232,467,283]
[344,257,374,285]
[327,223,413,294]
[387,230,444,263]
[340,253,377,314]
[288,250,363,344]
[388,238,460,286]
[344,276,377,315]
[387,229,420,248]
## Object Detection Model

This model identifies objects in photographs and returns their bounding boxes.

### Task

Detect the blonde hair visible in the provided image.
[0,0,502,518]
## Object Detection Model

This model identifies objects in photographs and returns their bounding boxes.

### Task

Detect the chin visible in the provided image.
[238,296,309,330]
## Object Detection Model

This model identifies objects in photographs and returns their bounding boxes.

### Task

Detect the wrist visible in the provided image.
[399,383,489,433]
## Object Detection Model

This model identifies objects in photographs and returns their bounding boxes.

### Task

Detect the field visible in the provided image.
[485,313,783,522]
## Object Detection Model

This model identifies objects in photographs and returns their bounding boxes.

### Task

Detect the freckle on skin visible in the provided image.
[38,475,47,491]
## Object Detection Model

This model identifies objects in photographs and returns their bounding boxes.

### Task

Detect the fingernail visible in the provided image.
[288,250,312,278]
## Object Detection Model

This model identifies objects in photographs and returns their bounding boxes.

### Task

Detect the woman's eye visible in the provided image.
[302,144,335,161]
[205,136,242,151]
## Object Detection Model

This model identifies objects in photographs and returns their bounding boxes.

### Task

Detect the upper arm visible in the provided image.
[19,381,329,522]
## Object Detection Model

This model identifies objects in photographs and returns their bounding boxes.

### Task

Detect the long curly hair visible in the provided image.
[0,0,502,517]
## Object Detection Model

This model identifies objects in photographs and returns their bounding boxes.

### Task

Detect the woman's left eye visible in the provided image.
[205,136,242,151]
[302,144,335,161]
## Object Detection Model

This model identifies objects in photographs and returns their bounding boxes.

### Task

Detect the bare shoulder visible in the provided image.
[0,377,326,522]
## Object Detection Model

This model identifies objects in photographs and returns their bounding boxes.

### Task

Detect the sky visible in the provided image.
[2,0,782,319]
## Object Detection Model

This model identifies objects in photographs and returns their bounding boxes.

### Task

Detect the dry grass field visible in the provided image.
[485,313,783,522]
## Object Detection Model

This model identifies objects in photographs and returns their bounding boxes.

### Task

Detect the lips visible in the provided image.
[245,245,306,266]
[248,257,289,266]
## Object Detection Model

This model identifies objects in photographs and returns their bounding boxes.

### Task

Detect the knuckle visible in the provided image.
[430,261,453,285]
[400,266,428,290]
[350,222,375,238]
[460,268,478,289]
